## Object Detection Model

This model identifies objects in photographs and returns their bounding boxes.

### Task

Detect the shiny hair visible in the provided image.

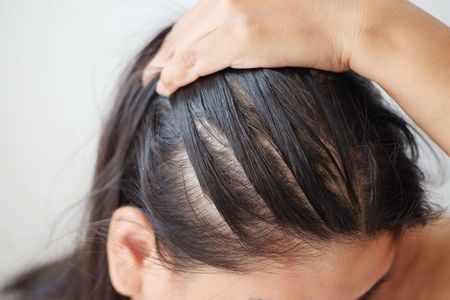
[3,24,443,300]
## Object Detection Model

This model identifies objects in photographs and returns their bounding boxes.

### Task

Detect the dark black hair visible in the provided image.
[3,24,443,300]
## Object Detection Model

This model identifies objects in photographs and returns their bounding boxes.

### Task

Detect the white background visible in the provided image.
[0,0,449,283]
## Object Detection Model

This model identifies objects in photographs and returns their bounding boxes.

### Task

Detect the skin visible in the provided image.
[142,0,450,156]
[107,208,450,299]
[132,0,450,297]
[107,206,398,300]
[372,216,450,300]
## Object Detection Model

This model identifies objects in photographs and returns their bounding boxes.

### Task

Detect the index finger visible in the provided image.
[141,0,217,84]
[155,27,240,96]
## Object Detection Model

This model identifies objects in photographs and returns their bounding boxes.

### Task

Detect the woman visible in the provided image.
[3,1,450,300]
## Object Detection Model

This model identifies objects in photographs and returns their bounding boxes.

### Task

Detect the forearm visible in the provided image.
[350,0,450,155]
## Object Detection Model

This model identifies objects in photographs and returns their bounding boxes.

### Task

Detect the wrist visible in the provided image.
[347,0,406,78]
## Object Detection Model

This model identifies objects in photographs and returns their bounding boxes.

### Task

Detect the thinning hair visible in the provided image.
[3,24,443,300]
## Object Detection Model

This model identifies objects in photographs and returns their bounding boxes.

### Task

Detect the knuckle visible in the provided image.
[160,55,194,90]
[219,0,258,39]
[180,49,197,69]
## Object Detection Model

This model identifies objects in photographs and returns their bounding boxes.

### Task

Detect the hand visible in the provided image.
[142,0,369,96]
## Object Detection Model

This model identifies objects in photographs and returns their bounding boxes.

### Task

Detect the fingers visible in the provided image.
[142,0,218,85]
[155,27,238,96]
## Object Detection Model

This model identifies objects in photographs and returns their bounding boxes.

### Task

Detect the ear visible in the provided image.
[107,206,155,297]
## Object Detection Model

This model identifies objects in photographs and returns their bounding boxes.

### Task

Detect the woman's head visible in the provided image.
[96,25,440,299]
[4,25,441,300]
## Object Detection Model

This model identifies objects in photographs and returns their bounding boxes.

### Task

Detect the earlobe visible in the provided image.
[106,206,154,297]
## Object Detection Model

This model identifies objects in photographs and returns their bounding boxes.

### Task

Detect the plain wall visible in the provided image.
[0,0,449,283]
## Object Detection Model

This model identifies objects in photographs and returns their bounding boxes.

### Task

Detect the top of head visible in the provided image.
[101,24,437,272]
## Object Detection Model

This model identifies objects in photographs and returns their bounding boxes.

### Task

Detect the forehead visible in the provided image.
[250,233,397,299]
